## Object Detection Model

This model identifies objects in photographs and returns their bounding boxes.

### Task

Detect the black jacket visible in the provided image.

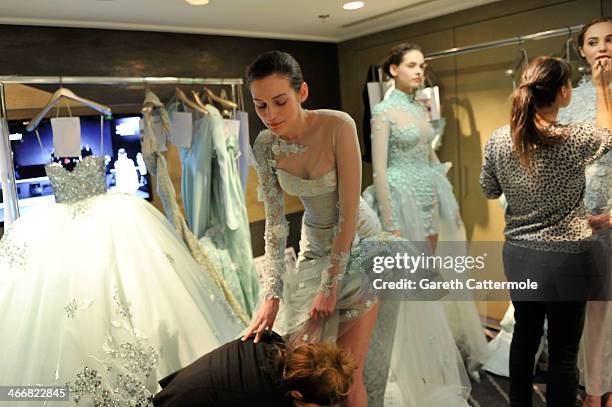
[152,331,292,407]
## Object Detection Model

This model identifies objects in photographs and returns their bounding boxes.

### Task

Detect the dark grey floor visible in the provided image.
[468,370,587,406]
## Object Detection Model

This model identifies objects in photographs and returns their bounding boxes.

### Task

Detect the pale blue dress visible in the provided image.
[363,89,488,375]
[170,102,259,318]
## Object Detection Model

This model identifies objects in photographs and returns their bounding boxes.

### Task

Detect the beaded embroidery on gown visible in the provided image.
[484,79,612,395]
[0,153,244,405]
[362,89,488,374]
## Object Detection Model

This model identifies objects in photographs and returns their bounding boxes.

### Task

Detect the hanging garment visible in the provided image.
[167,100,259,318]
[484,79,612,396]
[237,110,250,193]
[207,111,259,316]
[145,91,249,324]
[362,88,488,375]
[252,109,472,406]
[0,154,245,406]
[362,64,385,163]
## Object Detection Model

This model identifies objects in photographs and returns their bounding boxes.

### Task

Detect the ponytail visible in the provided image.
[509,57,572,165]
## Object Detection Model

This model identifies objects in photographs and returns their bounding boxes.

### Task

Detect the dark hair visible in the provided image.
[246,51,304,91]
[510,56,572,165]
[283,342,356,405]
[382,43,422,77]
[578,16,612,48]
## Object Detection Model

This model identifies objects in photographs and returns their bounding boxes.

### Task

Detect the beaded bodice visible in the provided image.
[376,89,435,170]
[45,155,106,204]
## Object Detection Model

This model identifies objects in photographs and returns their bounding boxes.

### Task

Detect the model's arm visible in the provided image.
[371,110,399,232]
[243,132,287,342]
[251,133,288,300]
[317,119,362,297]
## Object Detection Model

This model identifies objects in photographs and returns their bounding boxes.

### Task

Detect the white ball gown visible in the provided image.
[0,155,245,406]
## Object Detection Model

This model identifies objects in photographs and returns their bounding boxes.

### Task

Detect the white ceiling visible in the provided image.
[0,0,500,43]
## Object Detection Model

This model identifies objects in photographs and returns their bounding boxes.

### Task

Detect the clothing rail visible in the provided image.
[0,75,243,226]
[425,24,584,60]
[0,76,243,85]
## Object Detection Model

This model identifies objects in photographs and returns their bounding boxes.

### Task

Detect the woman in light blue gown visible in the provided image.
[362,43,488,375]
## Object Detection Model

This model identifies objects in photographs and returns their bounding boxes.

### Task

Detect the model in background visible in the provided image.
[362,43,488,376]
[480,55,612,406]
[557,18,612,406]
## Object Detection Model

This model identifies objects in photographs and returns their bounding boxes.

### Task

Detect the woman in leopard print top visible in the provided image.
[480,55,612,407]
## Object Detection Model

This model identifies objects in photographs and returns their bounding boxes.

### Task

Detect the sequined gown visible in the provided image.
[484,79,612,395]
[362,89,488,374]
[252,110,472,406]
[0,155,245,406]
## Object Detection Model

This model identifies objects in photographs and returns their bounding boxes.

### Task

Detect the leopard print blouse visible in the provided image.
[480,123,612,252]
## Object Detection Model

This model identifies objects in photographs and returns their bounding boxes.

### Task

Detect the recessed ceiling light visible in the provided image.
[343,1,364,10]
[185,0,209,5]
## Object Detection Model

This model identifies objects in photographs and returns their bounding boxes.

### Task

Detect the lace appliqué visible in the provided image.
[318,251,349,298]
[318,204,354,297]
[65,300,78,319]
[253,131,297,300]
[65,298,95,319]
[270,135,309,156]
[66,285,159,406]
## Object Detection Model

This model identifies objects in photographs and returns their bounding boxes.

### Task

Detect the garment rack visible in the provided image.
[0,75,243,226]
[425,24,584,60]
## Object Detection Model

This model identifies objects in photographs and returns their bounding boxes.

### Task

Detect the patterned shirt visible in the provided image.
[480,123,612,252]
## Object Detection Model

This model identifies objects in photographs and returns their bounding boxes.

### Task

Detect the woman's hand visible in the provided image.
[390,229,402,237]
[309,285,338,320]
[588,212,612,233]
[242,297,280,343]
[592,58,612,89]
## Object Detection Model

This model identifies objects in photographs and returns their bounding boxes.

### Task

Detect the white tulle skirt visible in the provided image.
[0,193,244,406]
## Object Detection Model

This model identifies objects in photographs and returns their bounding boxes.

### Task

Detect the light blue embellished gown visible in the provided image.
[252,109,472,406]
[484,79,612,396]
[173,101,259,317]
[362,89,488,375]
[0,149,244,404]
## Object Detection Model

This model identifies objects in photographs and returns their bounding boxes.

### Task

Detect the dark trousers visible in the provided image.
[503,243,589,407]
[510,300,585,407]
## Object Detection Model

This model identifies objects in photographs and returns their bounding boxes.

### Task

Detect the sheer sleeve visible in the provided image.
[319,119,362,297]
[370,110,398,231]
[480,137,502,199]
[252,132,288,300]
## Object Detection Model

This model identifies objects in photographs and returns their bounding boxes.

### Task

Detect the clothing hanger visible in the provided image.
[175,87,207,114]
[218,89,234,118]
[505,48,529,89]
[26,82,111,132]
[190,90,209,111]
[203,86,238,110]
